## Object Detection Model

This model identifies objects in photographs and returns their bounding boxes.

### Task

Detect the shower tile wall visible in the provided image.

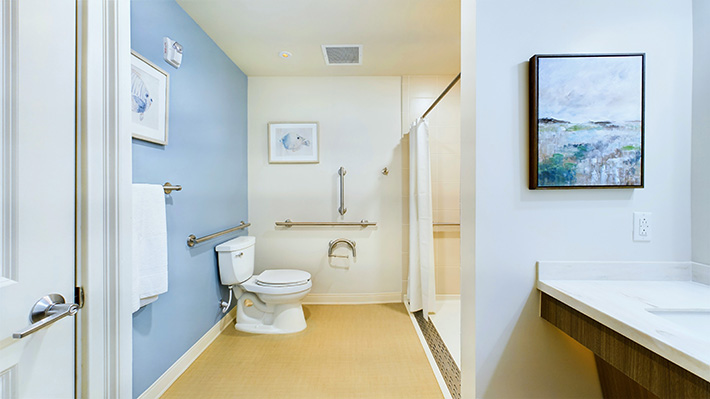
[402,76,461,295]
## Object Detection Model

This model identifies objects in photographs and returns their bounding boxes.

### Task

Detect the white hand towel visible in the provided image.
[132,184,168,313]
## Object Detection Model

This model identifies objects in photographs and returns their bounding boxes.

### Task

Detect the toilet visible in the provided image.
[215,236,312,334]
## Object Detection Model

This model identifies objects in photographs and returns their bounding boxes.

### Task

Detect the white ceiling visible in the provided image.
[176,0,460,76]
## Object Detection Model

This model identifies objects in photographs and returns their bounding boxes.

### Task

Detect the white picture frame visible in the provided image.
[268,122,319,164]
[131,50,169,145]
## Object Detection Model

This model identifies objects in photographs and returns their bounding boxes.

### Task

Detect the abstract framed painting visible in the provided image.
[131,50,169,145]
[529,53,645,189]
[268,122,319,164]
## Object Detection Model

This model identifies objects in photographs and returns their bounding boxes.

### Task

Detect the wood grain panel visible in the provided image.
[595,355,659,399]
[540,292,710,399]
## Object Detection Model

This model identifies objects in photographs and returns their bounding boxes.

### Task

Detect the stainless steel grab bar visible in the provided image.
[276,219,376,227]
[338,167,347,215]
[187,221,250,247]
[13,294,79,339]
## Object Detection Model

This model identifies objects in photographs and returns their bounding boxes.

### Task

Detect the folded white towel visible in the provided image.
[132,184,168,313]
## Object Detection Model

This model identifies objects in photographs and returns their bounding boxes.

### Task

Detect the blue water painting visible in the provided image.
[536,56,643,187]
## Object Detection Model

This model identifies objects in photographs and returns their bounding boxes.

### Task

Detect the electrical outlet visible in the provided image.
[633,212,652,242]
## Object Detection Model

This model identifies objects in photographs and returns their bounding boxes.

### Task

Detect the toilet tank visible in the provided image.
[215,236,256,285]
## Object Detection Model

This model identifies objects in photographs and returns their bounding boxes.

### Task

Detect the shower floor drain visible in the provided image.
[414,310,461,399]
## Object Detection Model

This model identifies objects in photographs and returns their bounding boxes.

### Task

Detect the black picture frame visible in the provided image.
[529,53,645,189]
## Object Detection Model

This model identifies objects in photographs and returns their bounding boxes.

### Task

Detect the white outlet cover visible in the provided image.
[633,212,652,242]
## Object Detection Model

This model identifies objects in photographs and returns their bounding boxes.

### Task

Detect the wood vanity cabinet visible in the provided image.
[540,292,710,399]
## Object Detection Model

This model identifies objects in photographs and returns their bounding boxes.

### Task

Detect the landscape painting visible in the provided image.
[529,54,645,189]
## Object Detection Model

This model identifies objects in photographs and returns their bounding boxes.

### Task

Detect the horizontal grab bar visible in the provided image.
[275,219,376,228]
[187,221,250,247]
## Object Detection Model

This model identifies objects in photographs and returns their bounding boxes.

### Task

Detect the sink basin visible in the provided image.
[647,309,710,336]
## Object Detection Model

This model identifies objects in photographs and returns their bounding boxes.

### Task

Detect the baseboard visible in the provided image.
[303,292,402,305]
[138,307,237,399]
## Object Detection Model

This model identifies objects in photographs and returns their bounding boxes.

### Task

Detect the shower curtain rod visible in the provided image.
[421,73,461,119]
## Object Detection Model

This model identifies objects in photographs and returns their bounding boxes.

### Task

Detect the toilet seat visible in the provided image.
[256,269,310,286]
[240,269,312,295]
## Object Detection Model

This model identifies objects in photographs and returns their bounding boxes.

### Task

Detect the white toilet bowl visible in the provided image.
[216,237,312,334]
[231,269,311,334]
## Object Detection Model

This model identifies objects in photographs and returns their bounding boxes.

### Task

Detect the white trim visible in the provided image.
[303,292,402,305]
[77,0,132,397]
[1,0,17,283]
[137,308,238,399]
[408,311,453,399]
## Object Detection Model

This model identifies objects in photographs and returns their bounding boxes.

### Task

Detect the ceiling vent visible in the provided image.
[322,45,362,66]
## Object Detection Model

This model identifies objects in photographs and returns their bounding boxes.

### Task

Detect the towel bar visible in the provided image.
[163,182,182,194]
[187,221,250,247]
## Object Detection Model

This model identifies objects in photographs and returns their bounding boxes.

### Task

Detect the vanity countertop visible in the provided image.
[537,261,710,382]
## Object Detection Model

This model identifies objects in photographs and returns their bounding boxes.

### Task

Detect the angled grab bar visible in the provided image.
[187,221,250,247]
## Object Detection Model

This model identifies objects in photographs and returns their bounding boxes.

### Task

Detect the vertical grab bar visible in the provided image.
[338,167,347,215]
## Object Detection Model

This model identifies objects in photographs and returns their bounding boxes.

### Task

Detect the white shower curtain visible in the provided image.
[407,118,436,319]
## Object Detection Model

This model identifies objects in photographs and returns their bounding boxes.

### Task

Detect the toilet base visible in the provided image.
[234,292,307,334]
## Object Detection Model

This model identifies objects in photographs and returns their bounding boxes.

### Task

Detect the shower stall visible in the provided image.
[402,75,462,373]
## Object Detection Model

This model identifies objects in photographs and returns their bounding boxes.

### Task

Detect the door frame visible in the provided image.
[76,0,132,397]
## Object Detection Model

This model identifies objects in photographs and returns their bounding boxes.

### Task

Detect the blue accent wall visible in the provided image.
[131,1,248,396]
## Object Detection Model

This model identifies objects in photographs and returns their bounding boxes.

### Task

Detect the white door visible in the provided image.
[0,0,77,398]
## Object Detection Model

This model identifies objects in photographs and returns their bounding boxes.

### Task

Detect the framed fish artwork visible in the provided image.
[268,122,319,164]
[529,53,645,189]
[131,50,169,145]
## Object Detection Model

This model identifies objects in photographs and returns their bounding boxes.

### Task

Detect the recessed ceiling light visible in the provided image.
[279,51,292,59]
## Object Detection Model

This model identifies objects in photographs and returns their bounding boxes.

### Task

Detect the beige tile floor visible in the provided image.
[162,303,444,399]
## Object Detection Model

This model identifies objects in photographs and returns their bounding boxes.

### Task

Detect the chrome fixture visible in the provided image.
[187,221,250,247]
[381,167,389,176]
[328,238,356,258]
[338,167,347,215]
[275,219,376,228]
[163,182,182,194]
[13,293,79,339]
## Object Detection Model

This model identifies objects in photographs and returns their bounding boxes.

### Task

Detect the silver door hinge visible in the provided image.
[74,286,85,309]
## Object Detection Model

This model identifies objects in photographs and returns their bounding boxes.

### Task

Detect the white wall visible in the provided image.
[462,1,694,397]
[248,77,403,299]
[692,0,710,264]
[459,0,476,394]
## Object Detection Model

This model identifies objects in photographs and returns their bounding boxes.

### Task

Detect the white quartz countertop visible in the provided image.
[537,261,710,381]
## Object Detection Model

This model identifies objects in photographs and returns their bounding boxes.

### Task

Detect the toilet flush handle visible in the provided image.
[234,252,244,258]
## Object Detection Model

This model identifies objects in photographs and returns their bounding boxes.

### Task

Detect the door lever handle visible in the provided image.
[13,294,79,339]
